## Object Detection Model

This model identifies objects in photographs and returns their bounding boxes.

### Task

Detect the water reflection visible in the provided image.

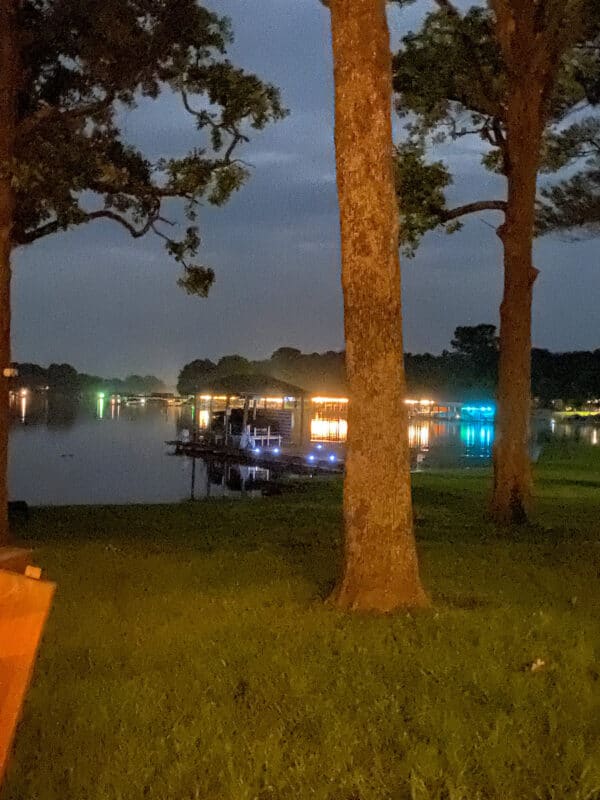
[409,421,495,469]
[110,397,120,420]
[96,394,105,420]
[408,423,430,450]
[185,458,270,500]
[460,423,494,457]
[547,419,600,447]
[6,395,599,506]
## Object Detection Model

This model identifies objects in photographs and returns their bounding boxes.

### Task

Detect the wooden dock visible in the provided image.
[165,440,344,475]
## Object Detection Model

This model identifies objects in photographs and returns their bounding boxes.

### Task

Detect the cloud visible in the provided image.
[13,0,600,386]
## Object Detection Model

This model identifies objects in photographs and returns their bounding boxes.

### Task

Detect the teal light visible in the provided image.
[460,403,496,421]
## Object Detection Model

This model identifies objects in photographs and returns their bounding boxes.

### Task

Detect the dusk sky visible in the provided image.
[13,0,600,387]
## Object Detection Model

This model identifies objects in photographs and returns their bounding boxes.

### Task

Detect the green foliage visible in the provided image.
[538,119,600,235]
[451,323,498,357]
[177,349,347,396]
[176,358,217,395]
[394,141,456,256]
[12,0,286,293]
[4,448,600,799]
[392,1,600,250]
[12,362,166,395]
[393,6,504,129]
[450,323,498,393]
[175,332,600,403]
[46,362,79,392]
[216,354,253,375]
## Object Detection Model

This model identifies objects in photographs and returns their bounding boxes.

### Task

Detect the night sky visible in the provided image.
[12,0,600,387]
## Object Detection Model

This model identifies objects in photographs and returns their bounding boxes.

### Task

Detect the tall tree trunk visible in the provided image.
[491,76,543,525]
[0,0,17,546]
[328,0,427,612]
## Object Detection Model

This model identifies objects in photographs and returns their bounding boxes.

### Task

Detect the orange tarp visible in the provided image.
[0,566,55,785]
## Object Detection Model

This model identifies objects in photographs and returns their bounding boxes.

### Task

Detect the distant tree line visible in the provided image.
[177,349,348,396]
[12,363,166,396]
[178,325,600,407]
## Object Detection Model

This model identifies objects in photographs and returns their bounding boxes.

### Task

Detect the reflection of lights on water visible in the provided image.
[408,423,430,449]
[198,409,210,429]
[96,395,105,419]
[20,394,27,423]
[460,423,494,451]
[592,429,598,446]
[311,418,348,442]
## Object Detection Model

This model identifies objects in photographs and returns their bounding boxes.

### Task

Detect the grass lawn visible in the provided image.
[3,442,600,800]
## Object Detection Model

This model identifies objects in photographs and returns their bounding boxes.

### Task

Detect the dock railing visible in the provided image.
[250,426,282,448]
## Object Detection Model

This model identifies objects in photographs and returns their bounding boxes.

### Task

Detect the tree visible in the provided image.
[392,0,600,523]
[270,347,303,363]
[215,355,253,375]
[451,324,498,395]
[0,0,284,543]
[327,0,427,611]
[451,325,497,360]
[47,363,79,393]
[10,362,46,391]
[177,359,217,396]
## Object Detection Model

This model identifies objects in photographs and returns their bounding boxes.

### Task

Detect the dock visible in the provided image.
[165,440,345,475]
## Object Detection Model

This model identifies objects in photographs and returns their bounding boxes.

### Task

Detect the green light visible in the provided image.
[97,392,105,399]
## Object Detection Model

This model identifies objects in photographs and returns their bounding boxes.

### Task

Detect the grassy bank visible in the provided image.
[3,443,600,800]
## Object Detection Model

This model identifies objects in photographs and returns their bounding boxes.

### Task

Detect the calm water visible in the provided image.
[8,395,595,506]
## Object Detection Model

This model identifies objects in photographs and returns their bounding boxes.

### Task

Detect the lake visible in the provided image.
[8,393,596,506]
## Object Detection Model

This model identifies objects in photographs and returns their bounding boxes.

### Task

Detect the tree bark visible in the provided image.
[491,76,543,525]
[0,0,17,545]
[328,0,427,611]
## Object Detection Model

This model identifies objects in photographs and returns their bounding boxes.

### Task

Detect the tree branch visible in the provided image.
[181,89,248,162]
[440,199,507,222]
[18,95,114,137]
[18,208,155,245]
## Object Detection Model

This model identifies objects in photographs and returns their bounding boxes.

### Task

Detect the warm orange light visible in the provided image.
[311,396,349,404]
[408,423,430,449]
[310,418,348,442]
